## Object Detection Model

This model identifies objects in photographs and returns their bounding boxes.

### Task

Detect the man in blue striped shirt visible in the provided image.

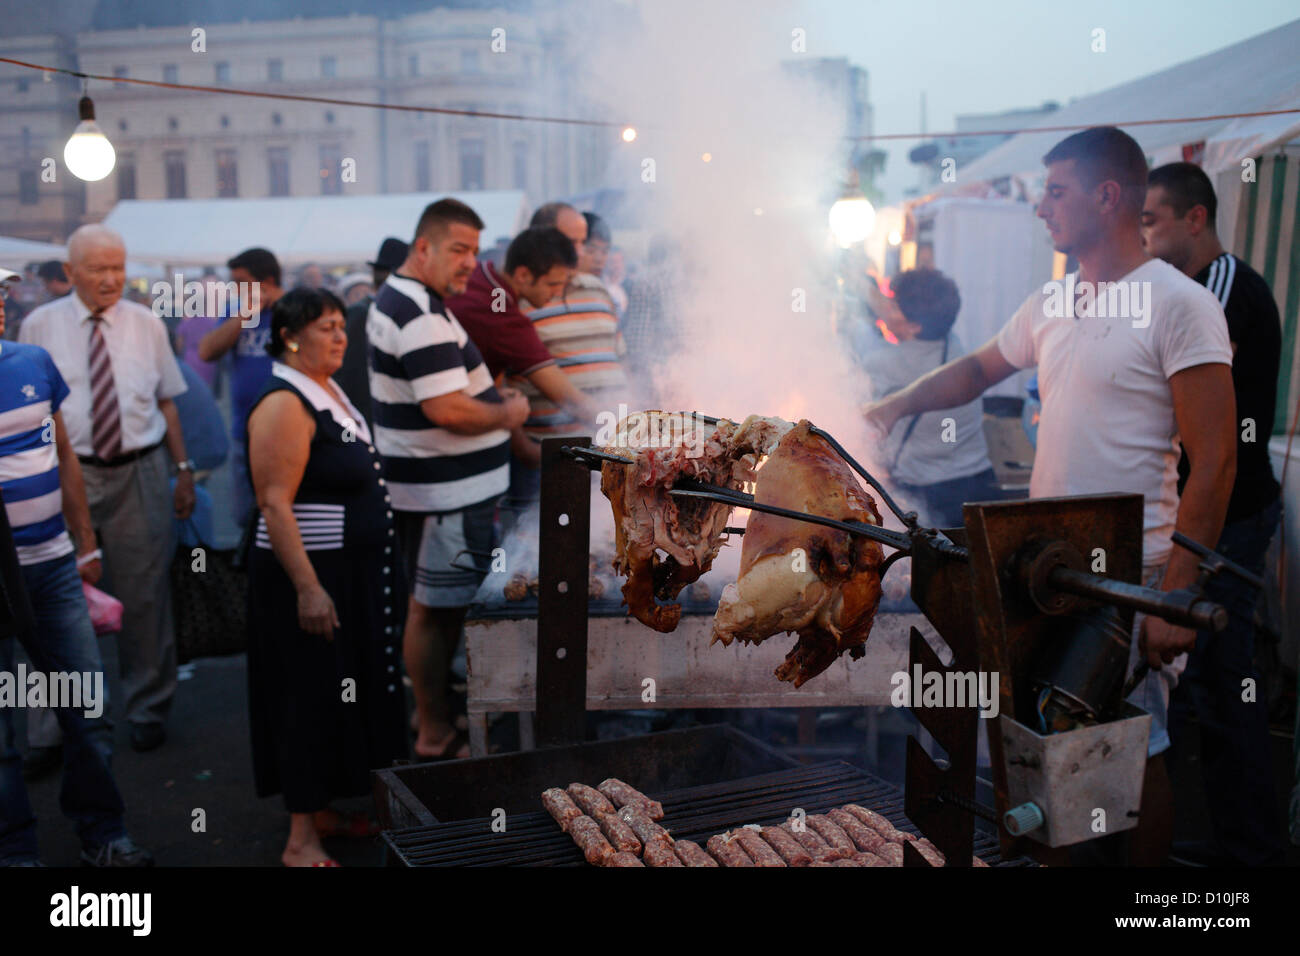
[367,199,528,760]
[0,269,152,866]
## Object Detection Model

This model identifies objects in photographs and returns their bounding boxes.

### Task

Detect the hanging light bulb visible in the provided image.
[64,95,116,182]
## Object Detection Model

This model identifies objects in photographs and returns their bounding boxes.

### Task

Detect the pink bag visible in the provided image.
[82,582,124,636]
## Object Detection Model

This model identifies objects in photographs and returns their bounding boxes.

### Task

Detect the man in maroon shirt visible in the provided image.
[447,226,600,435]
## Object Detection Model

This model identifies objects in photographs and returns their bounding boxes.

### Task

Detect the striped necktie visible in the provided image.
[88,311,123,460]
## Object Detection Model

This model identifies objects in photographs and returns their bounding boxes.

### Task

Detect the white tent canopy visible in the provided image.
[101,190,531,269]
[960,19,1300,185]
[0,236,66,270]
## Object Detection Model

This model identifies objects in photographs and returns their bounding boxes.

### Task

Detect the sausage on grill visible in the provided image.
[806,814,855,853]
[827,808,887,853]
[567,783,616,818]
[759,826,813,866]
[597,778,665,820]
[674,839,719,867]
[567,815,616,866]
[729,827,786,867]
[643,840,684,867]
[840,804,915,843]
[541,788,583,832]
[608,851,645,867]
[618,805,672,848]
[706,833,754,867]
[594,811,641,854]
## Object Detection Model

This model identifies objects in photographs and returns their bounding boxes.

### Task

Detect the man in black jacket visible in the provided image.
[1143,162,1286,866]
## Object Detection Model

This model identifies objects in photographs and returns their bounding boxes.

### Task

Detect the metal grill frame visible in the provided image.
[382,761,1030,867]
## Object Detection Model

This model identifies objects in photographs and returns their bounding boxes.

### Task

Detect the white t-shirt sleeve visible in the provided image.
[995,292,1041,370]
[1155,284,1233,379]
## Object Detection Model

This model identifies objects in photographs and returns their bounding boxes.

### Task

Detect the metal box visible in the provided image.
[999,704,1150,847]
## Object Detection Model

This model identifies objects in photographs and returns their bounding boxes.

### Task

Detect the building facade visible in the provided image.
[0,3,617,241]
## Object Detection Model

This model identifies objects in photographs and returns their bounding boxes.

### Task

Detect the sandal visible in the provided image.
[309,859,342,867]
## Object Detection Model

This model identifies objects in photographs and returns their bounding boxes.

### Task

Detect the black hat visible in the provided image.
[367,237,408,271]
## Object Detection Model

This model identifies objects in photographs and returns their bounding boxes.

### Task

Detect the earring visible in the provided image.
[288,341,300,353]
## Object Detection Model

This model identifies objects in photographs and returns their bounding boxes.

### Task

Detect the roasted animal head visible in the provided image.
[600,411,791,632]
[712,420,884,686]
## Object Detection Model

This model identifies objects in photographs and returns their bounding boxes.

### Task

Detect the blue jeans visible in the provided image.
[1168,497,1284,865]
[0,553,126,864]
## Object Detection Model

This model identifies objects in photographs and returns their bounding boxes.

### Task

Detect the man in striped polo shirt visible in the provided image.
[510,203,629,499]
[1143,163,1286,865]
[368,199,529,761]
[0,269,152,866]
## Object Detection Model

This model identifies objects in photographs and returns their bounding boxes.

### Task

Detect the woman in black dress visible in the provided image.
[246,288,407,867]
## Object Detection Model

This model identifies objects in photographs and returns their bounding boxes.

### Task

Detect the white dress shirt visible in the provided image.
[19,292,187,457]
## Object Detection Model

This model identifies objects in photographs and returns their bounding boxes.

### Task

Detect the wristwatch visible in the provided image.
[176,459,197,473]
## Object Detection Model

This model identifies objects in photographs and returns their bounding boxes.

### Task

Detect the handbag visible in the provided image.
[172,518,249,664]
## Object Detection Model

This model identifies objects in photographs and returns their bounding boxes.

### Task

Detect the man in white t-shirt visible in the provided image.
[863,127,1236,864]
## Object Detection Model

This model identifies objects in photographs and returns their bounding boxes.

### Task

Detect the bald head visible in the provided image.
[530,203,586,261]
[66,224,126,312]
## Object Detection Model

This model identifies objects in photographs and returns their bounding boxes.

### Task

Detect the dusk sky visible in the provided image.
[798,0,1299,200]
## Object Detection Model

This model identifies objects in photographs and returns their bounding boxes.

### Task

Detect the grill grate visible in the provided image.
[383,761,1029,867]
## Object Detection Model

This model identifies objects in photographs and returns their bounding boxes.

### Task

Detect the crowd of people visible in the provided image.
[0,196,678,867]
[0,126,1291,867]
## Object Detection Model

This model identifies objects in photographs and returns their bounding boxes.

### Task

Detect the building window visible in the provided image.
[17,78,29,93]
[271,113,282,128]
[163,64,178,84]
[319,144,342,195]
[408,54,418,77]
[268,59,283,82]
[117,156,136,200]
[220,115,230,129]
[216,149,238,198]
[321,56,336,78]
[414,141,430,192]
[118,119,128,133]
[21,127,30,150]
[461,50,480,73]
[325,111,335,125]
[164,151,187,198]
[215,61,230,84]
[512,141,528,191]
[113,66,128,88]
[168,117,179,132]
[459,139,485,191]
[268,148,290,196]
[19,170,38,205]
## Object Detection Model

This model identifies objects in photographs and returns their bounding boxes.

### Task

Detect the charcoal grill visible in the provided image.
[382,761,1031,867]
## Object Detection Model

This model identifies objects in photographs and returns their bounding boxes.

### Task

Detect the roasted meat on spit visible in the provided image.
[711,420,884,686]
[600,411,791,632]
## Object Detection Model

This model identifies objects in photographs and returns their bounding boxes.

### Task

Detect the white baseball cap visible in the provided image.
[0,268,19,283]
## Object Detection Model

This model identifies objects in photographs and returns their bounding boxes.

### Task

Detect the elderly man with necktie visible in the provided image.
[20,224,193,755]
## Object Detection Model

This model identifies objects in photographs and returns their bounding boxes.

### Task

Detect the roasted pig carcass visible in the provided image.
[711,420,884,686]
[600,411,791,632]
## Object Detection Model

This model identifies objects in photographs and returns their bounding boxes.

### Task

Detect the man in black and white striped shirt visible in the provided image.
[368,198,529,760]
[1143,163,1285,865]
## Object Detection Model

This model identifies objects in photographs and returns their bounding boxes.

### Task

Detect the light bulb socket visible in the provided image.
[78,96,96,122]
